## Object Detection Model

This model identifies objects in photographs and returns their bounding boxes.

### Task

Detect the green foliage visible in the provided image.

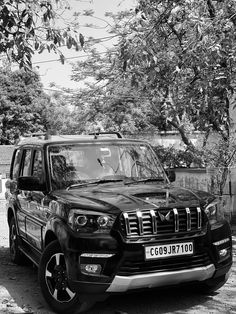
[69,80,153,134]
[45,90,83,135]
[154,136,236,170]
[0,0,81,68]
[154,138,236,196]
[200,137,236,195]
[67,1,236,196]
[0,69,82,143]
[0,69,51,144]
[153,145,203,169]
[70,32,157,134]
[70,0,236,146]
[120,0,236,143]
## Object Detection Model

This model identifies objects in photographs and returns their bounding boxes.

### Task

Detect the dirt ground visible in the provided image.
[0,199,236,314]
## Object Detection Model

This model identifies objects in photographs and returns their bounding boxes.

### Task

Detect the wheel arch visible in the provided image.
[44,230,58,249]
[44,218,70,252]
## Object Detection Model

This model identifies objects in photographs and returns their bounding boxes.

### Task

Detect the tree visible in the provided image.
[69,0,236,196]
[45,87,83,135]
[70,1,236,139]
[72,1,236,141]
[119,0,236,145]
[0,69,85,143]
[118,0,236,194]
[0,68,52,144]
[70,20,155,134]
[0,0,83,68]
[69,71,152,133]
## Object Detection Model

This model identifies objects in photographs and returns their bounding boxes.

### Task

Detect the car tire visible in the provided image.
[9,217,25,264]
[38,240,94,314]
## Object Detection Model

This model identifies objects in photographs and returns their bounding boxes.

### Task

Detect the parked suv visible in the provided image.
[5,132,232,313]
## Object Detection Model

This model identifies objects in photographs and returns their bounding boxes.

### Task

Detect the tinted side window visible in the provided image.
[21,149,32,176]
[32,150,44,181]
[12,149,22,180]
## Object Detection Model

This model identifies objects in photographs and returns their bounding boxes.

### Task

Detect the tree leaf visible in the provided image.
[59,54,65,64]
[79,33,85,48]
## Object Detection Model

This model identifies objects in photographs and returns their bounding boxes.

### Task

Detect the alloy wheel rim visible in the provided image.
[45,252,76,303]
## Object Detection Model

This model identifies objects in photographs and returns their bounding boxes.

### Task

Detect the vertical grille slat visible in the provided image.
[173,208,179,232]
[150,209,157,234]
[137,210,144,236]
[197,207,202,229]
[123,212,131,235]
[120,207,204,238]
[186,207,191,231]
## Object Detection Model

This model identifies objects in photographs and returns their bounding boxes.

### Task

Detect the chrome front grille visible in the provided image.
[120,207,203,237]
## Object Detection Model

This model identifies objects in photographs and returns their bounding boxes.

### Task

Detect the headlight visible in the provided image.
[204,200,218,224]
[68,209,116,233]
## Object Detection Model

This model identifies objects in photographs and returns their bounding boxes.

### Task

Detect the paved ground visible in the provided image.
[0,200,235,314]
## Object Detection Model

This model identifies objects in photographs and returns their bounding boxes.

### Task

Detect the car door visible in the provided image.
[25,148,49,251]
[16,148,32,239]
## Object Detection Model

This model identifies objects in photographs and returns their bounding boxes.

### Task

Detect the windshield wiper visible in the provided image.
[124,177,164,185]
[67,178,124,190]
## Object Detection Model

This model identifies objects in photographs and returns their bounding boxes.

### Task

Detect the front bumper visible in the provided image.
[65,220,232,295]
[106,264,216,292]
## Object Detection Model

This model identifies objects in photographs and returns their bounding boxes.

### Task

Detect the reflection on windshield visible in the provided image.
[48,143,166,189]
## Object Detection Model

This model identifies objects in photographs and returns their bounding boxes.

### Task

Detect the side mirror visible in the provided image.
[18,176,46,191]
[165,169,176,182]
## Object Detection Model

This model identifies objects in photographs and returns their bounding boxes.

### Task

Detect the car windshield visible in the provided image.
[48,142,167,189]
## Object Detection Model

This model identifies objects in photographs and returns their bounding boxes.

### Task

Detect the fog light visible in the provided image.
[219,249,227,257]
[80,264,102,275]
[81,253,114,258]
[213,238,230,246]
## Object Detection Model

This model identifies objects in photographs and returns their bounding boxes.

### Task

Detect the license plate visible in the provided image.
[145,242,194,260]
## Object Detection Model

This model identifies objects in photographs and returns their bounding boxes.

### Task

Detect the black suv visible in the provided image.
[5,132,232,313]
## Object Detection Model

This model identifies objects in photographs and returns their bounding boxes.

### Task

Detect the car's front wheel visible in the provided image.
[38,240,94,314]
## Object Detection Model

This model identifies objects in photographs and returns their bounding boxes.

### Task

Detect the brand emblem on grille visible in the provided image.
[158,210,171,222]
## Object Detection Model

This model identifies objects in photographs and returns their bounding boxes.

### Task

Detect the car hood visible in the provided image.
[51,182,215,215]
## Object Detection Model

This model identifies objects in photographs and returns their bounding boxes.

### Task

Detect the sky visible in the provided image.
[32,0,136,91]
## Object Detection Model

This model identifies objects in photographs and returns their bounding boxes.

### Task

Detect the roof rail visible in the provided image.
[23,131,53,140]
[89,131,123,139]
[16,131,123,144]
